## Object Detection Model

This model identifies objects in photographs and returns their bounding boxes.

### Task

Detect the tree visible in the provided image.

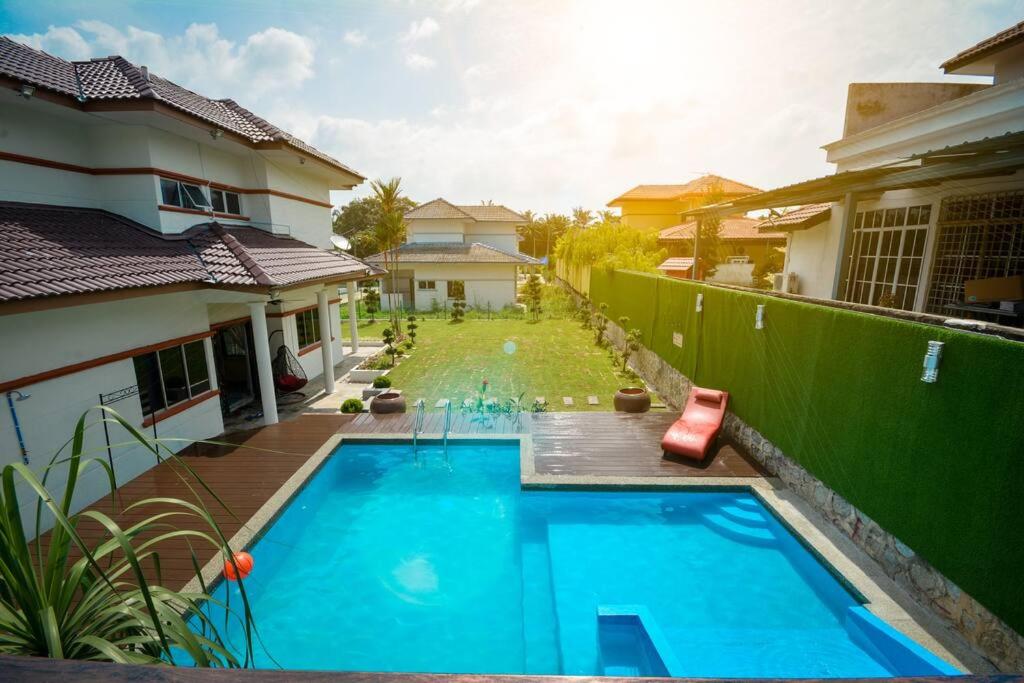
[693,181,726,278]
[539,213,571,262]
[406,314,418,345]
[517,210,539,258]
[333,195,416,258]
[594,302,609,346]
[372,177,410,335]
[571,206,594,229]
[364,287,380,322]
[597,209,619,224]
[450,299,466,323]
[382,326,398,366]
[554,219,666,274]
[523,273,543,321]
[621,328,642,372]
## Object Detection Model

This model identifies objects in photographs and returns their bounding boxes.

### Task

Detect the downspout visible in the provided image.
[5,391,31,465]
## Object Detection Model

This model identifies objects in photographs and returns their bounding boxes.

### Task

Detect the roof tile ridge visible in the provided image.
[216,97,286,139]
[107,56,157,99]
[208,222,275,286]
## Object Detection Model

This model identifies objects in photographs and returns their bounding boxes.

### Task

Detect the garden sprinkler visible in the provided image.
[5,390,31,465]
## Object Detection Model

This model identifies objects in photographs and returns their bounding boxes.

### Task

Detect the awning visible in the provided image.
[683,131,1024,217]
[657,257,695,272]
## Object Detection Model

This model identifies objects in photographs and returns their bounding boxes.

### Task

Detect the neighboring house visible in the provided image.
[607,174,762,229]
[656,216,786,285]
[366,198,539,311]
[691,21,1024,325]
[0,38,380,528]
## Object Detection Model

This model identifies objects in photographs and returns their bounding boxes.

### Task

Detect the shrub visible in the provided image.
[0,407,258,665]
[406,315,418,344]
[401,340,414,351]
[364,288,380,322]
[523,273,543,322]
[450,299,466,323]
[372,376,391,389]
[341,398,364,413]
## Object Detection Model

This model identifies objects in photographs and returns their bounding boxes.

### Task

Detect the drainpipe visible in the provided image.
[5,391,31,465]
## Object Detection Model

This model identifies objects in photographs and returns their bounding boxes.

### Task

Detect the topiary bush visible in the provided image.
[340,398,364,413]
[372,376,392,389]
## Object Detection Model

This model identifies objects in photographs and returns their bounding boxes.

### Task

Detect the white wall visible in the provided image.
[400,263,518,311]
[0,290,224,535]
[465,221,520,252]
[407,218,470,243]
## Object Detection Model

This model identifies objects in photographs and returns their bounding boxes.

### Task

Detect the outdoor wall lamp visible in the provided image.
[921,340,944,383]
[755,304,765,330]
[209,128,224,140]
[5,390,31,465]
[696,293,703,312]
[19,84,34,99]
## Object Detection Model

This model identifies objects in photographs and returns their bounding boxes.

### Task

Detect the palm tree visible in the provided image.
[571,206,594,229]
[519,209,538,257]
[597,209,619,224]
[372,177,408,335]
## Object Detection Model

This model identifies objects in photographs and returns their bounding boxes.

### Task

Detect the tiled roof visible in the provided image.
[754,203,832,233]
[657,257,695,271]
[364,242,539,265]
[0,202,376,303]
[942,20,1024,73]
[0,203,209,301]
[404,199,527,222]
[0,37,362,179]
[609,175,762,204]
[658,216,786,242]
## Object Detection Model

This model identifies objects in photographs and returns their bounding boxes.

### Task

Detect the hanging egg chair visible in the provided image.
[270,331,308,396]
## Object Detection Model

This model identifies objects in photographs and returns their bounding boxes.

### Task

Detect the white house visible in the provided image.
[367,198,539,312]
[704,21,1024,325]
[0,38,381,529]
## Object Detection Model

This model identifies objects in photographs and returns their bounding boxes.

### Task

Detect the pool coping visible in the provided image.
[184,431,987,675]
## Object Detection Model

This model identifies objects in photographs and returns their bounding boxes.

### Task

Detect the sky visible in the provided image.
[2,0,1022,214]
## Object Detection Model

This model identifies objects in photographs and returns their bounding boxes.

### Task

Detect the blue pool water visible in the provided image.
[197,441,956,677]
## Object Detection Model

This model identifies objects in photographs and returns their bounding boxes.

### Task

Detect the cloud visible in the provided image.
[399,17,440,42]
[405,53,437,70]
[463,63,495,80]
[442,0,480,12]
[7,21,314,97]
[343,29,367,47]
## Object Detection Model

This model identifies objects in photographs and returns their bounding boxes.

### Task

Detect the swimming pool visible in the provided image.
[198,440,957,677]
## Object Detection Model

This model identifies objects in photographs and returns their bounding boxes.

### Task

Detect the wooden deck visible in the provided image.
[530,412,765,478]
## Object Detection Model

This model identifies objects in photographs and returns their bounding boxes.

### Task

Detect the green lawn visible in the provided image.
[380,319,634,411]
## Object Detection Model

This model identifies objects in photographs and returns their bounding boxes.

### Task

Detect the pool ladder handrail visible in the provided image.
[442,399,452,467]
[412,398,426,464]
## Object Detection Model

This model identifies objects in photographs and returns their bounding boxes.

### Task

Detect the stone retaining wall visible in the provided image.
[601,317,1024,672]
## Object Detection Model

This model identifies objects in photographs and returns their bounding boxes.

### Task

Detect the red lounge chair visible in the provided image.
[661,387,729,462]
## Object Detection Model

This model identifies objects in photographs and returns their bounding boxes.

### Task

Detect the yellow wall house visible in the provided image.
[607,174,762,230]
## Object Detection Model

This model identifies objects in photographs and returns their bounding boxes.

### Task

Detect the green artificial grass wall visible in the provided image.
[590,268,1024,634]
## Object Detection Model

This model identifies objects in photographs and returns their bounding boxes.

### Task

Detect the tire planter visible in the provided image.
[370,392,407,414]
[614,387,651,413]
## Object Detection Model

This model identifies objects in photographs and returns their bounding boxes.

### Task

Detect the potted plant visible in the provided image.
[341,398,364,413]
[370,390,406,414]
[614,386,651,413]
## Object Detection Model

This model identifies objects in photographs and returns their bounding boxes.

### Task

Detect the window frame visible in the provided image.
[295,308,322,349]
[160,177,212,211]
[210,188,243,216]
[842,204,932,311]
[447,280,466,299]
[133,339,213,418]
[417,280,437,290]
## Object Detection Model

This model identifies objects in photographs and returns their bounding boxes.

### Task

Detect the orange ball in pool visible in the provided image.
[223,551,254,581]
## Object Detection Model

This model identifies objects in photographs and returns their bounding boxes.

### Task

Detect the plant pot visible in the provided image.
[349,368,388,383]
[614,387,650,413]
[370,392,406,414]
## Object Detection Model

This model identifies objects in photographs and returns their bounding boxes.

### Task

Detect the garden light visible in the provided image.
[696,293,703,312]
[755,304,765,330]
[921,340,944,383]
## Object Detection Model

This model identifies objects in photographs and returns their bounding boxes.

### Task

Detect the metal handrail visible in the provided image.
[442,399,452,467]
[412,399,425,464]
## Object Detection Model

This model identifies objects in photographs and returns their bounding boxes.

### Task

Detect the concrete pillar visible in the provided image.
[248,302,278,426]
[317,289,335,394]
[831,192,859,300]
[346,281,360,353]
[202,336,219,391]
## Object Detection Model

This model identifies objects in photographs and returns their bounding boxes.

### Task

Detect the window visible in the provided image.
[841,204,931,311]
[160,178,211,210]
[447,280,465,299]
[727,256,750,264]
[133,339,211,416]
[417,280,436,290]
[296,308,321,349]
[210,188,242,215]
[926,191,1024,316]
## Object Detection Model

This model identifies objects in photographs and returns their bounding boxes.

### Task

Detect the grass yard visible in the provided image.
[380,319,633,411]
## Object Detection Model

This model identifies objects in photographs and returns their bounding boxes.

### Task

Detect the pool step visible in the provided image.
[520,539,562,673]
[718,504,769,527]
[700,512,776,546]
